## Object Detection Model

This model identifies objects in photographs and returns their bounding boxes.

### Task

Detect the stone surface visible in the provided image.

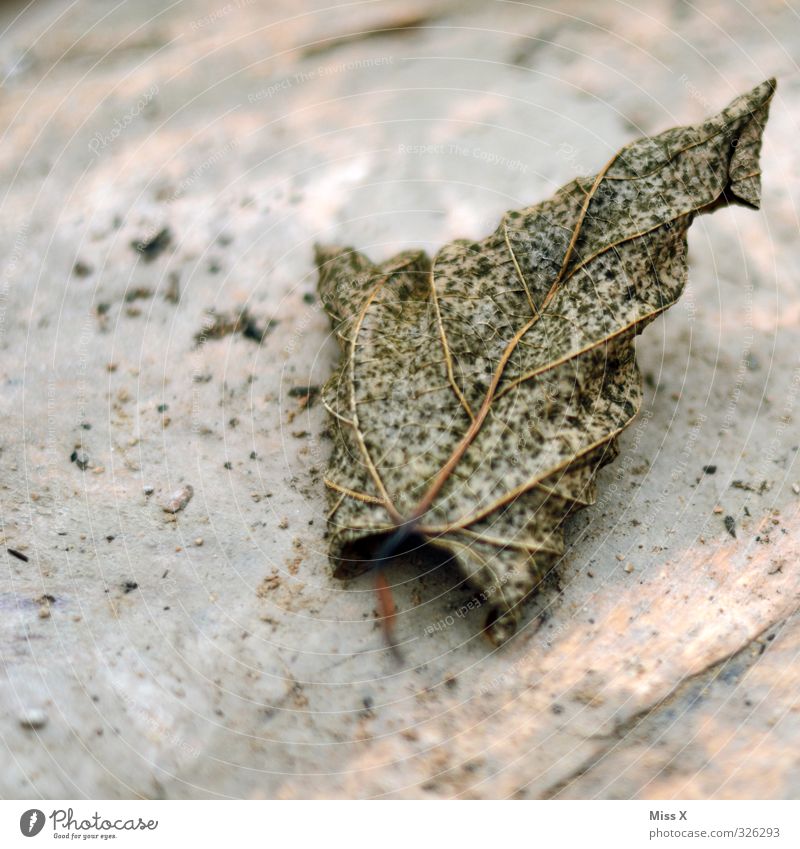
[1,0,799,799]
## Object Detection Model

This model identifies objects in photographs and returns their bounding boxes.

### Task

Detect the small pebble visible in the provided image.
[624,563,634,573]
[163,484,194,514]
[792,483,800,495]
[713,505,723,514]
[278,517,289,529]
[143,485,154,496]
[194,537,204,547]
[18,709,48,730]
[615,553,624,561]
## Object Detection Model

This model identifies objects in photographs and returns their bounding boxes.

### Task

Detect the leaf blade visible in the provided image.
[317,79,775,642]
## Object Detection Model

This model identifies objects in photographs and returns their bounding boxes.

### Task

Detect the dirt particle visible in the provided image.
[70,450,89,471]
[194,307,277,345]
[288,384,320,401]
[160,272,180,305]
[724,515,737,538]
[702,464,717,474]
[257,572,281,596]
[124,286,153,303]
[162,484,194,514]
[732,479,770,494]
[131,227,172,261]
[18,708,48,730]
[768,559,785,575]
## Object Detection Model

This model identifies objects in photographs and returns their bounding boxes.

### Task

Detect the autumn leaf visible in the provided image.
[315,79,775,645]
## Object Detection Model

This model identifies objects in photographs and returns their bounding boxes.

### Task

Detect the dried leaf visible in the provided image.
[316,80,775,644]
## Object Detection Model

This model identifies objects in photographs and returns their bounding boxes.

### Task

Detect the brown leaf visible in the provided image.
[316,79,775,644]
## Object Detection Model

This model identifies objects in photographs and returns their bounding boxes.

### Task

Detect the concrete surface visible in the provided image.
[1,0,799,799]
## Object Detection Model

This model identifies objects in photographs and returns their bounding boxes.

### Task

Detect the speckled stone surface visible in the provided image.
[1,0,799,799]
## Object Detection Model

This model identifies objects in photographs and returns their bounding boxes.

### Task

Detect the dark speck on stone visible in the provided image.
[551,703,564,715]
[123,581,138,593]
[242,315,275,343]
[288,385,320,400]
[131,227,172,261]
[724,515,737,538]
[702,465,717,474]
[70,450,89,470]
[73,260,93,277]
